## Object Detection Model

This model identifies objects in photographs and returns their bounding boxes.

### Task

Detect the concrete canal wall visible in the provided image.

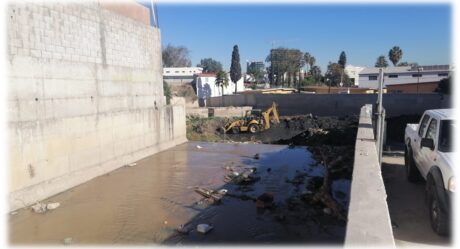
[206,93,450,117]
[7,2,186,211]
[345,104,395,246]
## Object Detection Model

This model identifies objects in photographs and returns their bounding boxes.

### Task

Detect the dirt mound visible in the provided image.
[186,114,358,145]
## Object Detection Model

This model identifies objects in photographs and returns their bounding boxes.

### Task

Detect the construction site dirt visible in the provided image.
[187,114,358,145]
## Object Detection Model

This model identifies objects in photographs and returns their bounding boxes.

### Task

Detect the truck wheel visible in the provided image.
[248,124,259,134]
[427,176,449,236]
[405,145,421,182]
[232,127,240,134]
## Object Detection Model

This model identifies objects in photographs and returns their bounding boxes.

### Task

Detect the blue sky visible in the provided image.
[156,4,452,72]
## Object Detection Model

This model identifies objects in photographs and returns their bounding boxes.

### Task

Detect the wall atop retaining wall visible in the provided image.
[345,104,394,246]
[207,93,450,117]
[8,2,186,211]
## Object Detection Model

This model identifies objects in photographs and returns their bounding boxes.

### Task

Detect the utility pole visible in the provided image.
[376,68,385,164]
[416,66,423,93]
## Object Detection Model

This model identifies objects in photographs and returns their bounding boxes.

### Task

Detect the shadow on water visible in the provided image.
[162,142,350,245]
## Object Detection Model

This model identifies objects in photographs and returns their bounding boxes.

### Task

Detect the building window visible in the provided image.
[438,73,448,77]
[165,71,170,73]
[412,74,422,77]
[175,71,179,73]
[368,76,378,80]
[388,74,398,78]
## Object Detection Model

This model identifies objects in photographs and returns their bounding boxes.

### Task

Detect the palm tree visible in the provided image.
[215,71,229,101]
[389,46,403,66]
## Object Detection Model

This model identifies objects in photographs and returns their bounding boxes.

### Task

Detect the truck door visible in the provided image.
[418,118,438,177]
[413,114,431,166]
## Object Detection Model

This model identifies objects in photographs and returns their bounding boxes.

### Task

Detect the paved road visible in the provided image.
[382,148,451,247]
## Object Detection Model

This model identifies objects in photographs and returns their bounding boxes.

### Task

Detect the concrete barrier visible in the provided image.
[345,104,395,246]
[8,3,187,211]
[206,93,450,117]
[186,106,253,118]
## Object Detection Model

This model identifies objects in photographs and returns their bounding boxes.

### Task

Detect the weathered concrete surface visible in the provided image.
[187,106,253,118]
[206,93,450,117]
[345,105,395,246]
[7,2,186,211]
[381,149,451,247]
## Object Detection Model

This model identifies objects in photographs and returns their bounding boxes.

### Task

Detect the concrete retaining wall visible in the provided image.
[206,93,450,117]
[187,106,253,118]
[7,2,186,211]
[345,104,394,246]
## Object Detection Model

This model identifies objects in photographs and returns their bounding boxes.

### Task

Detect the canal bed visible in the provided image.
[9,142,350,245]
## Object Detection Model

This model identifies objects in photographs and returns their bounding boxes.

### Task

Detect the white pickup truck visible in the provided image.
[404,109,454,236]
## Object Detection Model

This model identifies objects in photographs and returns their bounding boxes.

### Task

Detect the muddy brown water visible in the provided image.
[9,142,349,245]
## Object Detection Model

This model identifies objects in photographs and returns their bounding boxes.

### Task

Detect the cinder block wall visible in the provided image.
[7,2,187,211]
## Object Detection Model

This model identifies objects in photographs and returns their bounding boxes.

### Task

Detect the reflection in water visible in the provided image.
[9,142,349,245]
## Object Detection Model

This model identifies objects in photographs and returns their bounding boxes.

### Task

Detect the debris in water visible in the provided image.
[197,224,213,234]
[196,145,203,149]
[10,211,18,216]
[177,224,191,234]
[323,208,332,215]
[163,220,168,225]
[224,168,260,185]
[31,203,47,214]
[128,162,137,167]
[253,153,260,159]
[47,202,60,210]
[63,237,73,245]
[217,189,228,195]
[267,167,271,173]
[194,187,224,203]
[256,192,274,209]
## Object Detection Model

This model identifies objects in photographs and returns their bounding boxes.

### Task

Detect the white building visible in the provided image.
[195,73,245,106]
[163,67,203,85]
[344,65,365,86]
[358,65,451,91]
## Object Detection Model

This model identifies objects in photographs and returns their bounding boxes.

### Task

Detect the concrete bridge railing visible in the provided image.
[345,104,395,246]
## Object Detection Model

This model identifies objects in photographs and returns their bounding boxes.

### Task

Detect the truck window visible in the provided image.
[439,120,453,152]
[418,114,431,137]
[425,119,438,141]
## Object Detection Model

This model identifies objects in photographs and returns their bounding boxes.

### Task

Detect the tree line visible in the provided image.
[162,43,422,90]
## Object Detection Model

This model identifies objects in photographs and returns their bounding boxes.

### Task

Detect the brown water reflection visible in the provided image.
[9,142,348,245]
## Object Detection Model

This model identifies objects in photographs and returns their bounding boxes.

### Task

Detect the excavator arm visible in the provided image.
[262,102,280,130]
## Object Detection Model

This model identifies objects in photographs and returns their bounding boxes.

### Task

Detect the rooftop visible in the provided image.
[360,65,451,75]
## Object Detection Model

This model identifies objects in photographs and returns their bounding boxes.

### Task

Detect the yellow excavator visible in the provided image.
[223,102,280,134]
